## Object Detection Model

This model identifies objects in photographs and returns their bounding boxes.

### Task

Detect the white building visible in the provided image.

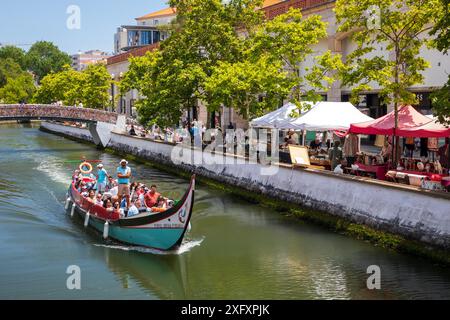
[71,50,111,71]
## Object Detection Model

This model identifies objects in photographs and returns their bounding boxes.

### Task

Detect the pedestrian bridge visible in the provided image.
[0,104,127,147]
[0,104,118,123]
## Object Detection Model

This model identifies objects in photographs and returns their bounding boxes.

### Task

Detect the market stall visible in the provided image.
[250,102,301,129]
[286,102,374,131]
[349,105,431,136]
[349,105,449,191]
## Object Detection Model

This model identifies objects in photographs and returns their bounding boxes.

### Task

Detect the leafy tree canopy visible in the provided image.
[430,0,450,125]
[123,1,342,127]
[335,0,445,108]
[0,45,27,69]
[0,73,35,104]
[26,41,71,82]
[0,58,25,87]
[33,64,111,109]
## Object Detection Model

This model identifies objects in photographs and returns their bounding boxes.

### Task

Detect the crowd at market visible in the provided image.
[72,159,174,218]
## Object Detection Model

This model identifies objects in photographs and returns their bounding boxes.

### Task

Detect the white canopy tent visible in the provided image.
[250,102,300,129]
[286,101,374,131]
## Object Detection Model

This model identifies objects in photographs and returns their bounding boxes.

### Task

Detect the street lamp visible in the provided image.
[110,74,115,112]
[119,72,124,115]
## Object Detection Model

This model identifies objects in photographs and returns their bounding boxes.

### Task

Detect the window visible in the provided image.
[128,30,139,47]
[141,31,152,45]
[153,31,160,42]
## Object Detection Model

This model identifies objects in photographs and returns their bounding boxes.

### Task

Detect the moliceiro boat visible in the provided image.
[66,175,195,251]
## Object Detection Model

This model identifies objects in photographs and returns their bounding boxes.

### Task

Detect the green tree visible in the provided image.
[0,45,27,69]
[0,58,25,87]
[26,41,71,82]
[122,0,265,127]
[335,0,445,163]
[249,8,340,107]
[204,55,292,119]
[80,64,112,109]
[431,0,450,54]
[430,0,450,125]
[33,64,111,109]
[0,73,36,104]
[33,65,83,105]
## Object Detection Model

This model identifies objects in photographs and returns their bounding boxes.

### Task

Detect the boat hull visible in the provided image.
[67,175,195,251]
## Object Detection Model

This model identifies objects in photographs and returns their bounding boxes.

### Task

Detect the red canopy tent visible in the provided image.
[396,120,450,138]
[349,105,431,136]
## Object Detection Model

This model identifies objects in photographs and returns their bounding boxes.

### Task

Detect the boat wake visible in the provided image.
[94,237,204,256]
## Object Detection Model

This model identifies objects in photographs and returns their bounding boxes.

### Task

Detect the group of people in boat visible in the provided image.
[72,159,174,218]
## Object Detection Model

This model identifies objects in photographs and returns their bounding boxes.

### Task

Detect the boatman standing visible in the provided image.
[117,159,132,209]
[96,164,108,193]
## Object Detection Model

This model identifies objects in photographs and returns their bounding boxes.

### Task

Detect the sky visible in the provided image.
[0,0,168,55]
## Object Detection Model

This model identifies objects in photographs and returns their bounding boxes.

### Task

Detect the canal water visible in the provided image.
[1,123,450,300]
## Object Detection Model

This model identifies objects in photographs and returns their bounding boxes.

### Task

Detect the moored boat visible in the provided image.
[66,174,195,251]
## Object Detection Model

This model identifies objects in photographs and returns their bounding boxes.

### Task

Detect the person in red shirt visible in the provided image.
[144,185,161,209]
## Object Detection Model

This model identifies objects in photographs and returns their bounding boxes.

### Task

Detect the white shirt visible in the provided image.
[109,186,118,197]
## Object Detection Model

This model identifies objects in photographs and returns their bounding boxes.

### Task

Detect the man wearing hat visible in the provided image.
[117,159,132,209]
[96,164,108,193]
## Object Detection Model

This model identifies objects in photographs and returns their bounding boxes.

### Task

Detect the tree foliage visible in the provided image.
[249,8,343,110]
[430,0,450,125]
[0,45,27,69]
[123,1,341,127]
[26,41,72,82]
[0,73,35,104]
[33,64,111,109]
[204,56,292,119]
[0,58,24,87]
[431,0,450,54]
[335,0,444,109]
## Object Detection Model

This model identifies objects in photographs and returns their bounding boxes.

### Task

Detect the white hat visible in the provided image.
[120,159,128,164]
[98,164,104,168]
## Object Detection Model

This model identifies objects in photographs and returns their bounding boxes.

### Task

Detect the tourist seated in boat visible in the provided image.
[95,193,104,206]
[106,175,118,192]
[72,170,81,183]
[136,185,146,203]
[104,198,114,212]
[149,196,170,213]
[113,201,125,218]
[86,190,96,204]
[80,185,89,197]
[130,182,138,195]
[144,185,161,209]
[77,180,85,192]
[155,196,167,210]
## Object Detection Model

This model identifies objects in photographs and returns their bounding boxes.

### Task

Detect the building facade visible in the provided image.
[113,7,176,54]
[71,50,111,71]
[107,0,449,128]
